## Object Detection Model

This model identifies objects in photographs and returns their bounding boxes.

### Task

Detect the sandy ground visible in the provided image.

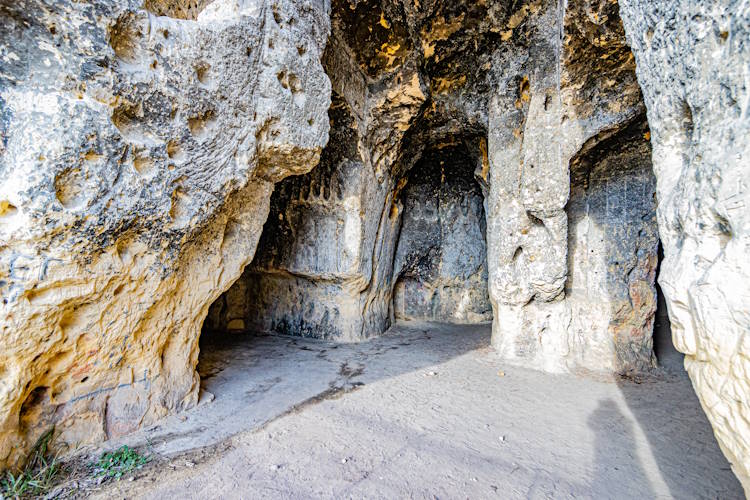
[95,322,742,499]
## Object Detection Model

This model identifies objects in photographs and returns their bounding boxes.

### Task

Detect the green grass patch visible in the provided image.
[91,445,151,481]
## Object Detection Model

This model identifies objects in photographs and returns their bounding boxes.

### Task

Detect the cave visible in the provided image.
[2,0,746,493]
[203,135,493,338]
[202,110,676,373]
[202,91,387,341]
[200,0,670,372]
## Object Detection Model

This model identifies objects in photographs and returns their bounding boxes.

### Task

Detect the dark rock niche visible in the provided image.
[204,96,492,337]
[204,92,376,340]
[392,144,491,323]
[565,115,659,373]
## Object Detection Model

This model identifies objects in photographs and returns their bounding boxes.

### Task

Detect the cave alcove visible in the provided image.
[653,242,680,370]
[391,142,492,325]
[196,0,678,387]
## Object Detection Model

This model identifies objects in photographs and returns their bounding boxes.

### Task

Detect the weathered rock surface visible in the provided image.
[0,0,330,467]
[216,0,661,376]
[485,0,656,374]
[565,117,659,373]
[206,92,388,340]
[3,0,746,490]
[619,0,750,490]
[392,145,491,324]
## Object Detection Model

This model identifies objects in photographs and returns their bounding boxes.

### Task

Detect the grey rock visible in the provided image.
[620,0,750,490]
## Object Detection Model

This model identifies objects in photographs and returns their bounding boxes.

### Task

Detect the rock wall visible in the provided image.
[209,0,662,378]
[486,0,658,374]
[206,93,391,341]
[0,0,330,468]
[565,117,659,373]
[618,0,750,490]
[392,145,491,324]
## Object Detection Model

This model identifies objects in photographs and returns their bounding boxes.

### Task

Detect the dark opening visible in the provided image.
[653,241,681,370]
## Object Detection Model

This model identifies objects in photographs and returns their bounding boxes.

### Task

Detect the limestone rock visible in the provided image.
[619,0,750,490]
[392,145,491,324]
[4,0,744,490]
[0,0,330,467]
[212,0,662,379]
[486,0,656,374]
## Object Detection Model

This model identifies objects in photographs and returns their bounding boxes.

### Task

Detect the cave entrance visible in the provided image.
[391,143,492,324]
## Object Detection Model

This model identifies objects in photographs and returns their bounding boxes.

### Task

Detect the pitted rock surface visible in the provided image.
[0,0,330,468]
[0,0,748,491]
[619,0,750,491]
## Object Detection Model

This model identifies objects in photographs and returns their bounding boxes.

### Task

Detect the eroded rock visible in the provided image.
[392,145,491,324]
[619,0,750,490]
[486,0,658,374]
[0,0,330,467]
[3,0,745,491]
[212,0,661,378]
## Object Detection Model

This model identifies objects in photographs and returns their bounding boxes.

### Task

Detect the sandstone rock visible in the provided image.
[619,0,750,490]
[207,92,388,340]
[0,0,330,467]
[486,0,657,374]
[392,145,492,324]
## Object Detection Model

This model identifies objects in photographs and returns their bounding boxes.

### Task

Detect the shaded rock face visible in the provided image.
[392,145,491,323]
[212,0,661,371]
[486,0,653,374]
[206,92,387,340]
[565,117,658,374]
[0,0,330,468]
[618,0,750,490]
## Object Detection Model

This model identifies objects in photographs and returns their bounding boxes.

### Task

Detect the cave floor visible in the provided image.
[96,322,741,499]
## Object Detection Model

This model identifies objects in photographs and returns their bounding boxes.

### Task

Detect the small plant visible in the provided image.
[1,471,31,499]
[91,446,150,481]
[1,427,60,499]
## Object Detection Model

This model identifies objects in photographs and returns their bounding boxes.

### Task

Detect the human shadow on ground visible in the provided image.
[588,398,655,498]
